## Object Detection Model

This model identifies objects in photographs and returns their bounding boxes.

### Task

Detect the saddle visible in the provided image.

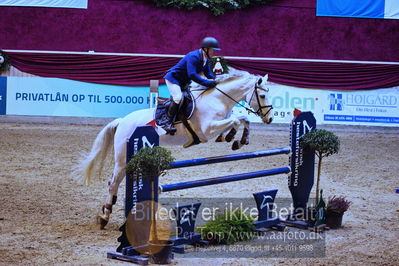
[155,90,201,147]
[155,90,195,123]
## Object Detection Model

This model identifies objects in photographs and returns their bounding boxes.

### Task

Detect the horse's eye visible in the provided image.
[260,95,265,99]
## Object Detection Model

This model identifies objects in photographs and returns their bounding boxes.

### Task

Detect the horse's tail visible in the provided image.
[81,118,121,185]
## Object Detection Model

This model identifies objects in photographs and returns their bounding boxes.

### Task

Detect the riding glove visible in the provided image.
[208,80,218,88]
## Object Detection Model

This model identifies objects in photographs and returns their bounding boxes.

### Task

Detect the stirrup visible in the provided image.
[161,121,177,135]
[164,125,177,135]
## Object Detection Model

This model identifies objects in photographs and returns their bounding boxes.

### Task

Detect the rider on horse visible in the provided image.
[158,37,221,134]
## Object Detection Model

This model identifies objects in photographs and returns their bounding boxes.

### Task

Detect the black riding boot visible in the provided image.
[161,101,179,135]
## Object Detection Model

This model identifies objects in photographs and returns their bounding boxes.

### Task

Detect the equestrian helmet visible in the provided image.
[201,37,221,50]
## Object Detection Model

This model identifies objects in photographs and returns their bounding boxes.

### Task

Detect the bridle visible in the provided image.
[248,78,274,118]
[213,78,273,119]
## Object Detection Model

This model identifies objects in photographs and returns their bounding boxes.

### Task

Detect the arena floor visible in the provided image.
[0,119,398,265]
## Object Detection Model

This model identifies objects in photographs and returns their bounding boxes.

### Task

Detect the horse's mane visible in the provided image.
[190,67,253,90]
[215,67,252,83]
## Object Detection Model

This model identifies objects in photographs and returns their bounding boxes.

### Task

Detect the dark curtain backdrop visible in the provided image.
[6,51,399,90]
[1,0,399,62]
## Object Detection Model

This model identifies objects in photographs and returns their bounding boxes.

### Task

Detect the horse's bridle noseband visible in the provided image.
[248,78,273,119]
[199,78,273,119]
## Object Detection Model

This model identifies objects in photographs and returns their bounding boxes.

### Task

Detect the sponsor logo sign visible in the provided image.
[323,88,399,125]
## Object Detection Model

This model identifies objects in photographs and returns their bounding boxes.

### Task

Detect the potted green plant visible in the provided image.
[126,146,175,264]
[325,196,351,229]
[300,129,340,205]
[126,146,174,180]
[300,129,340,226]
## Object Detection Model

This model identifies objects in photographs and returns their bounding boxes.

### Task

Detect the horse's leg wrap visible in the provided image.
[103,194,116,212]
[99,194,118,229]
[103,204,113,214]
[225,128,237,142]
[240,125,250,145]
[102,194,117,213]
[112,195,117,204]
[99,175,123,229]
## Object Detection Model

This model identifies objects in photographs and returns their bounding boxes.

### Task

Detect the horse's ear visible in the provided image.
[264,74,269,81]
[257,78,262,85]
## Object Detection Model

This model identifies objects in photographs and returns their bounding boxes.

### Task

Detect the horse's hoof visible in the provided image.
[98,209,109,229]
[215,135,224,142]
[98,216,109,230]
[240,138,249,145]
[232,140,240,150]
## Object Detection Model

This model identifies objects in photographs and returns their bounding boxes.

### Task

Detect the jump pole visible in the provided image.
[168,147,291,168]
[160,167,291,192]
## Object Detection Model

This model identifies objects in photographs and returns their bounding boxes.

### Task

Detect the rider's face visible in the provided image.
[204,48,216,59]
[208,48,215,58]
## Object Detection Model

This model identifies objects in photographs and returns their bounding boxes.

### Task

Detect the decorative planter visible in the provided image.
[148,240,174,264]
[326,211,344,229]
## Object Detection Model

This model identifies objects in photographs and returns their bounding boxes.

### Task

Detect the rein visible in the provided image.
[214,87,256,114]
[213,79,273,118]
[191,77,273,119]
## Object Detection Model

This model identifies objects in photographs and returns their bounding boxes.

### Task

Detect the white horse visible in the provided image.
[80,68,273,228]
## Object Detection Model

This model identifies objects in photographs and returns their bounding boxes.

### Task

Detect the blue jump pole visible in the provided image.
[160,166,291,192]
[169,147,291,169]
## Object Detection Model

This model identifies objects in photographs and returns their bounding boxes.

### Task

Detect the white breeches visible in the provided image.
[166,79,182,104]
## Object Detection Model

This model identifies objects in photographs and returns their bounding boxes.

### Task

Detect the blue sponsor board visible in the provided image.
[0,77,6,115]
[317,0,399,20]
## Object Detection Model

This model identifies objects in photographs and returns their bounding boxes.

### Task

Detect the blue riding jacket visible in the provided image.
[164,49,215,88]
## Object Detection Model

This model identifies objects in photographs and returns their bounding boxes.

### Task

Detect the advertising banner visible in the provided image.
[6,77,151,118]
[323,87,399,126]
[231,82,398,127]
[2,76,399,127]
